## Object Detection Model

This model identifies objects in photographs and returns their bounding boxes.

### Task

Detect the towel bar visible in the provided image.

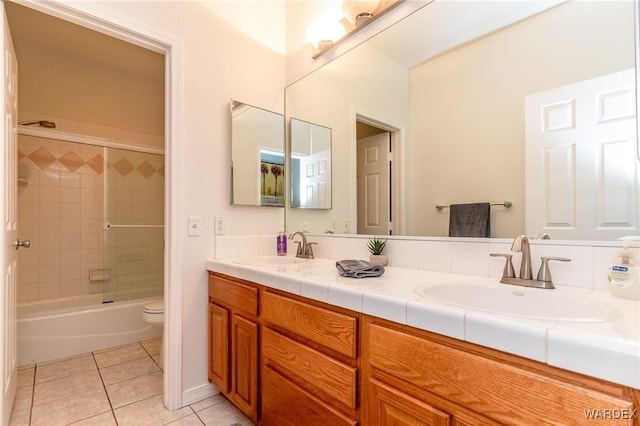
[436,201,512,210]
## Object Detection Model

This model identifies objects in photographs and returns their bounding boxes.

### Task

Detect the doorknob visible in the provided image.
[15,239,30,249]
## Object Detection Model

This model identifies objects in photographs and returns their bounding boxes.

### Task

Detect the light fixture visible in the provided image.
[306,17,346,50]
[342,0,381,27]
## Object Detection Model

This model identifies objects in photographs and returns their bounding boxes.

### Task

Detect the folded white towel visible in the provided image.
[336,259,385,278]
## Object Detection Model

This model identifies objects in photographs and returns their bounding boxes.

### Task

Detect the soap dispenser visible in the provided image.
[607,238,639,300]
[276,225,287,256]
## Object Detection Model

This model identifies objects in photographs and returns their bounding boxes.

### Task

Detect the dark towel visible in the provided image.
[448,202,491,237]
[336,259,385,278]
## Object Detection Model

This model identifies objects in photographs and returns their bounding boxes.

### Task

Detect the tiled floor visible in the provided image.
[9,338,254,426]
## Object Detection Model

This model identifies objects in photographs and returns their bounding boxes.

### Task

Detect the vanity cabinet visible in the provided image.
[208,273,259,423]
[362,316,639,426]
[207,272,640,426]
[260,290,359,425]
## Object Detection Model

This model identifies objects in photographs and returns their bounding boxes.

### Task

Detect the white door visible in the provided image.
[357,133,390,235]
[0,5,18,425]
[299,150,331,208]
[525,69,639,240]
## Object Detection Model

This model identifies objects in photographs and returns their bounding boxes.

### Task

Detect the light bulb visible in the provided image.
[306,19,346,49]
[342,0,380,26]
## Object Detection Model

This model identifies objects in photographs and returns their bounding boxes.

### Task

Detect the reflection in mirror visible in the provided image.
[290,118,332,209]
[230,100,285,207]
[285,0,638,240]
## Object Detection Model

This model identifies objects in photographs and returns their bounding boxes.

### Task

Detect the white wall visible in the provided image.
[78,0,287,399]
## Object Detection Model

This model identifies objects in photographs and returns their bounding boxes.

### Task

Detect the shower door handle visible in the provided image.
[15,239,30,250]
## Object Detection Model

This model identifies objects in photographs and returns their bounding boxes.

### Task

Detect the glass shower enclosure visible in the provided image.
[17,132,164,310]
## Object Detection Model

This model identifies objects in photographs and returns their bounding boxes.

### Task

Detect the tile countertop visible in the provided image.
[205,257,640,390]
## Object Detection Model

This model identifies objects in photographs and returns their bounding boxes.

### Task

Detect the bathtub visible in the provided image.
[18,294,163,365]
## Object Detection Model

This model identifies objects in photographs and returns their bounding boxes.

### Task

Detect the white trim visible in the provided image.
[182,383,220,407]
[17,126,165,155]
[14,0,184,410]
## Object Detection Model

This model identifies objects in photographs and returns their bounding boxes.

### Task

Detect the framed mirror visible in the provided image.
[290,118,332,209]
[285,0,638,240]
[230,100,285,207]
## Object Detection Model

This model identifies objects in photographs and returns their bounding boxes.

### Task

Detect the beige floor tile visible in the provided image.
[106,371,163,408]
[35,354,97,384]
[114,394,193,426]
[37,352,91,367]
[17,366,34,389]
[8,407,30,426]
[33,369,104,407]
[30,388,111,426]
[94,343,148,368]
[189,394,225,413]
[68,411,117,426]
[151,353,162,368]
[99,356,160,386]
[141,337,161,356]
[167,413,205,426]
[12,385,33,412]
[197,399,254,426]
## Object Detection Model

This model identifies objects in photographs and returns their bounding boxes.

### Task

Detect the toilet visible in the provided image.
[143,298,165,369]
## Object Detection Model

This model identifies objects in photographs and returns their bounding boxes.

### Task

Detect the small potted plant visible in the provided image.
[367,238,388,266]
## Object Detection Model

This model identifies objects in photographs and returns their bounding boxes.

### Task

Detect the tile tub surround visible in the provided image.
[206,255,640,390]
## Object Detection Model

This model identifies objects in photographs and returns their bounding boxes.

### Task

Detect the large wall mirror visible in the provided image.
[231,100,285,207]
[285,0,639,240]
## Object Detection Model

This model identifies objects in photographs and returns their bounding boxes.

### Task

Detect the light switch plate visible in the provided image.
[188,216,201,236]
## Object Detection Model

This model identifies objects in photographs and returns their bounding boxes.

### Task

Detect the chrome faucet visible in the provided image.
[289,231,316,259]
[511,234,532,280]
[490,235,570,289]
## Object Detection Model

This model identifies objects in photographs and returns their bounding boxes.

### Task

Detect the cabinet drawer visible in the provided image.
[208,274,258,316]
[262,291,357,358]
[262,365,357,426]
[262,327,357,410]
[366,322,634,425]
[368,378,451,426]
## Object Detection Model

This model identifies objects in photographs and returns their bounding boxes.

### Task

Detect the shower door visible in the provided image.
[102,147,164,303]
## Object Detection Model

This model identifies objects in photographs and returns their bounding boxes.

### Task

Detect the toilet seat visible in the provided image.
[144,299,164,314]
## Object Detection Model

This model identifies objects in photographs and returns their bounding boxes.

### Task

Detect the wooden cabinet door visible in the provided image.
[231,314,259,422]
[208,303,229,393]
[262,365,357,426]
[367,379,451,426]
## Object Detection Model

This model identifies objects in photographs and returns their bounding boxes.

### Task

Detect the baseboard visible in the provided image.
[182,382,220,407]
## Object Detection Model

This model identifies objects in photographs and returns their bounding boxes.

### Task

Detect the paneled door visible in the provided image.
[525,69,639,240]
[357,132,391,235]
[1,4,18,425]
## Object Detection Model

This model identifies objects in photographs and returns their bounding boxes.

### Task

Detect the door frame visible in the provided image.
[7,0,183,410]
[353,110,404,235]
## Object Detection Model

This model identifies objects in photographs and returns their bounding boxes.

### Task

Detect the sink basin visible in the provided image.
[415,284,620,322]
[232,256,306,266]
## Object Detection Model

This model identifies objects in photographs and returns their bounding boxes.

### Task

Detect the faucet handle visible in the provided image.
[536,256,571,283]
[305,242,317,259]
[293,241,303,255]
[490,253,515,279]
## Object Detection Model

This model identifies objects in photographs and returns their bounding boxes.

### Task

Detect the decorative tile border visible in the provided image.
[18,146,164,178]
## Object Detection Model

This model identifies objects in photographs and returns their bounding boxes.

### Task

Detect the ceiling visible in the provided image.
[4,1,164,81]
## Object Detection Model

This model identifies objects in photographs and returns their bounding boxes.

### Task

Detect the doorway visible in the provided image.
[355,117,400,235]
[2,0,181,412]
